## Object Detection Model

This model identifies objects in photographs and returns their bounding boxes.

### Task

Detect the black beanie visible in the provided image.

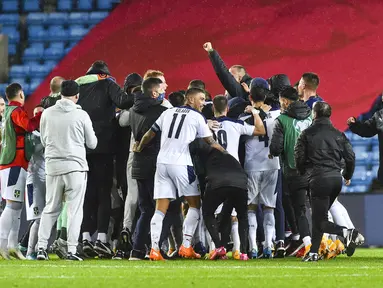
[61,80,79,97]
[279,86,299,101]
[124,73,143,92]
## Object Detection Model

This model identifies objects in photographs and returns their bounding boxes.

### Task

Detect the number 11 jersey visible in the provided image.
[152,106,212,166]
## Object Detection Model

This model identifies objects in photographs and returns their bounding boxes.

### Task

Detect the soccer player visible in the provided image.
[297,73,323,109]
[240,86,281,259]
[0,83,42,260]
[134,88,224,261]
[25,105,46,260]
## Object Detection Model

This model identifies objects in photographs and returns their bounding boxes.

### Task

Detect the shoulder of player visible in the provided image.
[216,117,245,125]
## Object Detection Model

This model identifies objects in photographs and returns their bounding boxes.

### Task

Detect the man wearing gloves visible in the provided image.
[37,80,97,261]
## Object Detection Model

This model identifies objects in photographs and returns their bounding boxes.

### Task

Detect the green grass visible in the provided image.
[2,249,383,287]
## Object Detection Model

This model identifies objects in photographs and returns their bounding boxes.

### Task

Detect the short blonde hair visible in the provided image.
[143,70,164,80]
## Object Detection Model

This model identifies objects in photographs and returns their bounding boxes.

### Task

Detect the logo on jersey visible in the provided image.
[293,119,312,133]
[14,189,20,198]
[33,207,39,216]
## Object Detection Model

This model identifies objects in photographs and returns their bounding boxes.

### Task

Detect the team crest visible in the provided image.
[293,119,312,133]
[33,207,39,216]
[14,190,20,198]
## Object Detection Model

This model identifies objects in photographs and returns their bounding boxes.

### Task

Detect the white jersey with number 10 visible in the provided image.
[241,109,281,172]
[152,106,212,166]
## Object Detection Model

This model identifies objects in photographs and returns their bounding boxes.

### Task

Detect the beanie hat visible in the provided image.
[279,86,299,101]
[268,74,291,97]
[124,73,143,92]
[61,80,79,97]
[250,77,269,90]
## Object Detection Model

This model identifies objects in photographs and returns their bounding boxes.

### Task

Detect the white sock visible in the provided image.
[194,216,202,244]
[97,233,107,243]
[330,234,337,242]
[231,221,240,252]
[323,233,329,241]
[182,207,200,248]
[302,236,311,247]
[263,209,275,249]
[1,203,22,250]
[334,200,355,229]
[0,207,13,249]
[342,228,349,238]
[292,233,300,241]
[82,232,91,242]
[329,201,348,228]
[27,220,40,255]
[248,210,257,251]
[151,210,165,250]
[206,232,215,252]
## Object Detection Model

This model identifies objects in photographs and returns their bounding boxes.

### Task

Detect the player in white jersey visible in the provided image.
[209,95,265,258]
[134,88,224,260]
[239,86,281,259]
[25,106,46,260]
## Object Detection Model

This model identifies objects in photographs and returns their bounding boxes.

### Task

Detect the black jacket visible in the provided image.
[349,109,383,183]
[190,139,247,192]
[129,96,167,180]
[270,101,312,177]
[208,50,251,100]
[295,117,355,180]
[77,66,134,154]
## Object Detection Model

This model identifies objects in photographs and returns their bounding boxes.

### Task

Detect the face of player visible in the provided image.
[19,90,25,106]
[190,92,206,112]
[297,78,305,97]
[279,97,289,112]
[33,106,44,116]
[156,76,168,92]
[229,68,241,82]
[0,98,5,116]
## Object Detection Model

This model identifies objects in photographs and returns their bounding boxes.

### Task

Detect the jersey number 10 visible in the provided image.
[168,113,186,139]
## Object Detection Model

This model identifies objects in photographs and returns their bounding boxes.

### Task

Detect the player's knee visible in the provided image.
[231,216,238,222]
[155,198,170,214]
[248,204,257,211]
[6,200,22,210]
[263,206,274,211]
[185,196,200,209]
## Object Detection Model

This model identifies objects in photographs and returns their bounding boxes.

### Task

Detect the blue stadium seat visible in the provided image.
[45,13,69,25]
[65,43,77,54]
[23,46,44,61]
[10,78,27,86]
[23,0,40,12]
[0,84,8,96]
[352,170,373,185]
[48,26,68,41]
[9,65,30,78]
[372,165,379,176]
[57,0,73,11]
[27,13,47,25]
[24,61,40,67]
[97,0,113,10]
[69,26,88,41]
[30,79,42,92]
[30,63,51,78]
[2,26,20,43]
[8,43,17,55]
[88,12,108,25]
[69,12,89,24]
[372,135,379,145]
[28,25,45,41]
[50,42,65,50]
[44,61,57,69]
[78,0,93,11]
[2,0,18,12]
[354,165,368,173]
[342,184,369,193]
[29,42,44,50]
[23,84,31,95]
[44,47,64,60]
[351,134,372,146]
[372,150,380,165]
[0,14,19,25]
[344,131,353,141]
[354,146,370,165]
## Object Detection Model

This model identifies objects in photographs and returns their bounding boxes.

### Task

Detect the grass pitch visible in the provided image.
[1,249,383,288]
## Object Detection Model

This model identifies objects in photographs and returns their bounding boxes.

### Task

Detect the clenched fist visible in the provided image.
[203,42,213,52]
[347,117,356,125]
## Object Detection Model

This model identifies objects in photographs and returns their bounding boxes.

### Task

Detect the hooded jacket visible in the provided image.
[40,98,97,176]
[270,101,312,176]
[128,96,168,179]
[76,64,133,154]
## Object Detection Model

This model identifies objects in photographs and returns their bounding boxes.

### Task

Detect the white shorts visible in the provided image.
[0,167,27,202]
[247,170,278,208]
[214,203,237,217]
[25,174,46,221]
[154,163,199,200]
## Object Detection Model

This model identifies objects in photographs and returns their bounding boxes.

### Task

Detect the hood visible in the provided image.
[124,73,142,92]
[284,101,311,120]
[55,98,81,112]
[133,93,161,113]
[269,74,291,97]
[86,63,111,76]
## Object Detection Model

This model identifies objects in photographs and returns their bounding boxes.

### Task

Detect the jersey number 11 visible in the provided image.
[168,113,186,139]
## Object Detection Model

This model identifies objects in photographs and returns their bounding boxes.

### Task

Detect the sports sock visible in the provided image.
[263,209,275,249]
[97,233,107,243]
[302,236,311,247]
[248,210,257,251]
[56,210,62,240]
[82,232,91,242]
[0,202,22,250]
[231,221,240,252]
[151,210,165,250]
[292,233,300,241]
[182,207,200,248]
[27,219,40,255]
[61,203,68,230]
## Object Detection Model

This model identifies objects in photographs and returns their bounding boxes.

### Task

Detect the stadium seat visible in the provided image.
[372,151,380,165]
[8,43,17,55]
[344,131,353,141]
[372,135,379,145]
[27,13,47,25]
[69,12,89,25]
[352,134,372,146]
[23,84,31,95]
[69,26,88,41]
[2,0,18,12]
[30,63,51,78]
[30,79,42,92]
[352,170,373,185]
[57,0,73,11]
[10,78,27,86]
[372,165,379,176]
[45,13,69,25]
[44,47,64,60]
[22,0,40,12]
[89,12,108,25]
[50,42,65,50]
[0,14,19,26]
[0,84,8,96]
[351,185,369,193]
[28,25,45,41]
[78,0,93,11]
[2,26,20,43]
[9,65,30,78]
[29,42,45,50]
[97,0,113,10]
[24,61,40,67]
[45,61,57,69]
[48,26,68,41]
[23,47,44,61]
[354,146,370,165]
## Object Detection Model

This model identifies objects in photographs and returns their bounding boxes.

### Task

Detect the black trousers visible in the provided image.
[202,187,248,254]
[82,154,114,235]
[310,176,345,253]
[283,175,310,239]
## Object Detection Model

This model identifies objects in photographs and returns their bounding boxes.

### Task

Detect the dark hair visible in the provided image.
[302,72,319,90]
[185,87,206,98]
[142,77,163,95]
[250,86,267,103]
[40,95,60,108]
[34,104,44,109]
[213,95,228,114]
[313,101,331,118]
[279,86,299,101]
[168,92,185,107]
[5,83,22,100]
[188,79,205,90]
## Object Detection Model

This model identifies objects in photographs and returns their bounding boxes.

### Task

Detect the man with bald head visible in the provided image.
[50,77,65,97]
